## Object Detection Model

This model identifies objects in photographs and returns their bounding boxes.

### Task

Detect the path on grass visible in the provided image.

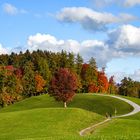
[79,94,140,136]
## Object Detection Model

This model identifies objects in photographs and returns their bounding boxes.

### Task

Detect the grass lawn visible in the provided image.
[90,96,140,140]
[0,94,136,140]
[0,94,133,116]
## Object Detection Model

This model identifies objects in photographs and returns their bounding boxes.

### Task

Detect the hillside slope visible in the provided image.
[91,96,140,140]
[0,94,135,140]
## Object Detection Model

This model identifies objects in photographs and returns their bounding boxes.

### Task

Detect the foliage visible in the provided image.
[88,82,99,93]
[22,61,36,97]
[118,77,140,97]
[35,73,46,94]
[108,76,117,94]
[97,69,109,93]
[49,68,78,107]
[0,49,139,108]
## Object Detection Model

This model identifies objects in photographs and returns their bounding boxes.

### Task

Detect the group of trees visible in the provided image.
[118,77,140,98]
[0,50,117,107]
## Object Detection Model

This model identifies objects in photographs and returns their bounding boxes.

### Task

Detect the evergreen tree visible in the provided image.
[22,61,36,97]
[89,57,97,70]
[59,50,68,68]
[75,53,83,75]
[67,52,75,71]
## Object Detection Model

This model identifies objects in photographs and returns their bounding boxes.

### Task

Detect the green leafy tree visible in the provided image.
[22,61,36,97]
[75,53,83,75]
[37,57,51,85]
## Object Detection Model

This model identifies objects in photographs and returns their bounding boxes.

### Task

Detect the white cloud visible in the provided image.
[124,0,140,7]
[27,33,110,67]
[80,40,111,66]
[27,24,140,68]
[56,7,137,31]
[27,33,80,54]
[3,3,27,15]
[107,25,140,55]
[0,44,8,54]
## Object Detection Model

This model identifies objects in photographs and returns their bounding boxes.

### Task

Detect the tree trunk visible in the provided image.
[64,102,67,108]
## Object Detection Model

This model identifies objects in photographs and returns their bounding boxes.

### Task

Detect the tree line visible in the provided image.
[0,50,139,107]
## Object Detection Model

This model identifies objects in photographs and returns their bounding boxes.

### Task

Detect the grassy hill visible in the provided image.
[0,94,135,140]
[91,96,140,140]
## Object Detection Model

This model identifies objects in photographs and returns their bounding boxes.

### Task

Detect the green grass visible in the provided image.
[0,108,103,140]
[0,94,136,140]
[0,94,133,116]
[90,96,140,140]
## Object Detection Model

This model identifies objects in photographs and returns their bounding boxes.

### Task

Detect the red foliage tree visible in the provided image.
[88,82,99,93]
[49,68,78,108]
[81,63,89,80]
[97,70,109,93]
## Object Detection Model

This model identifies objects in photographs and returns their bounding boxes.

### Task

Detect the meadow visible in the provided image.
[0,94,137,139]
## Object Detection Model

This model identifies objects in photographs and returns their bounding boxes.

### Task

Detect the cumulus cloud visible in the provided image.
[107,25,140,55]
[80,40,111,66]
[124,0,140,7]
[27,24,140,68]
[3,3,27,15]
[27,33,110,67]
[56,7,137,31]
[27,33,80,54]
[0,44,8,54]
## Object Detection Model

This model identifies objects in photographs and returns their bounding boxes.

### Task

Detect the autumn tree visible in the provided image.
[35,73,46,95]
[108,76,117,94]
[48,68,78,108]
[81,63,98,92]
[88,83,99,93]
[97,68,109,93]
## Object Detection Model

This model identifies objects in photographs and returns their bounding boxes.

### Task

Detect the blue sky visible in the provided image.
[0,0,140,82]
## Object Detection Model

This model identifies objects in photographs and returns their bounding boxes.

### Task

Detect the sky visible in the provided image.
[0,0,140,82]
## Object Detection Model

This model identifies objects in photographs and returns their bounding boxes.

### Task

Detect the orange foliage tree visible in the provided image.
[97,69,109,93]
[35,74,46,94]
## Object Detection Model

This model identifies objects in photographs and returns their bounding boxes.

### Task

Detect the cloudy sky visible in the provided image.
[0,0,140,82]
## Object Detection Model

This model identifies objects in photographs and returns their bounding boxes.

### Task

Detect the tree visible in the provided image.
[88,82,99,93]
[80,63,98,92]
[67,52,75,71]
[59,50,68,68]
[37,57,51,85]
[48,68,78,108]
[75,53,83,75]
[22,61,36,97]
[97,69,109,93]
[35,74,46,95]
[108,76,117,94]
[89,57,97,70]
[118,77,140,97]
